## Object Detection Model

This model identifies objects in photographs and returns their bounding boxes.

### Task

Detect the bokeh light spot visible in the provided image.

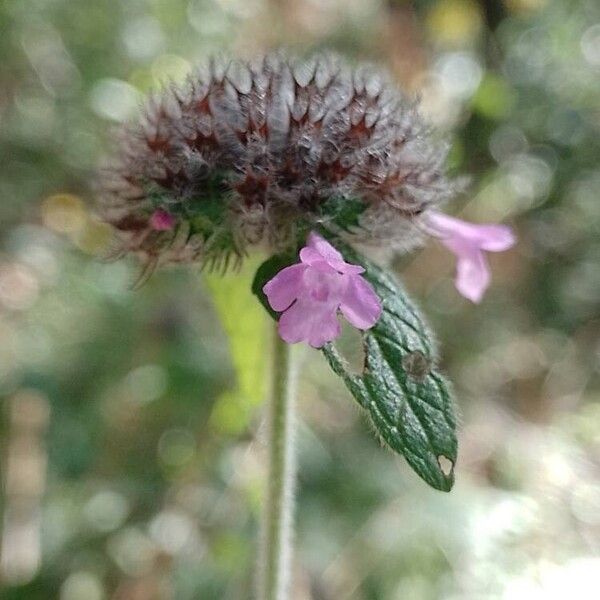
[90,78,141,122]
[41,194,86,235]
[158,429,196,467]
[60,571,104,600]
[426,0,483,46]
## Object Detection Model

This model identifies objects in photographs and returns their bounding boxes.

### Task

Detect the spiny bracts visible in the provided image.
[98,54,458,273]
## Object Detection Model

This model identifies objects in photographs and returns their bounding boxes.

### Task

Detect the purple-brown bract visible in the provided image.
[99,54,457,270]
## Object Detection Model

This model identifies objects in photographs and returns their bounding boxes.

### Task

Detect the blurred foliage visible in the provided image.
[0,0,599,598]
[204,256,268,436]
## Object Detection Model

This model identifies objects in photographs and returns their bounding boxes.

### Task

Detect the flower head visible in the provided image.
[263,233,381,347]
[425,211,516,303]
[98,54,457,270]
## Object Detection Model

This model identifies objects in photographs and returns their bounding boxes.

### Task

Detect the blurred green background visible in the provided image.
[1,0,599,598]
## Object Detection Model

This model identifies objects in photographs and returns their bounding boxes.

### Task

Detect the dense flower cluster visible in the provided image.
[99,54,457,269]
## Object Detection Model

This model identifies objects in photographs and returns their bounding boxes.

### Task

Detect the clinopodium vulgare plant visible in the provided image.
[98,54,515,600]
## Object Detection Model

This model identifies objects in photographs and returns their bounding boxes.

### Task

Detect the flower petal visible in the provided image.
[426,211,485,241]
[302,234,365,274]
[475,224,516,252]
[427,211,516,252]
[329,259,365,275]
[299,247,336,273]
[278,300,341,348]
[340,275,382,330]
[307,232,344,263]
[150,209,176,231]
[266,232,381,346]
[426,210,515,302]
[454,246,490,303]
[302,268,345,303]
[263,263,307,311]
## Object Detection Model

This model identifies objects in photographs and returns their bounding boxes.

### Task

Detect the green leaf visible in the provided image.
[318,195,367,232]
[252,236,458,492]
[321,237,457,491]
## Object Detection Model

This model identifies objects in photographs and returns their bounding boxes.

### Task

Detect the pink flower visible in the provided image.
[150,209,176,231]
[263,233,382,348]
[426,211,516,303]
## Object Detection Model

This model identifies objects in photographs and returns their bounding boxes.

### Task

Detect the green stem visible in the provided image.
[258,327,298,600]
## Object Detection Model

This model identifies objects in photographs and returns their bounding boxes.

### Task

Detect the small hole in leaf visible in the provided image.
[335,321,366,375]
[402,350,431,382]
[437,455,454,477]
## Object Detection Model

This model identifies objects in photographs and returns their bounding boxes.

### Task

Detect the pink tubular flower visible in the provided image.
[150,209,176,231]
[426,211,516,303]
[263,233,382,348]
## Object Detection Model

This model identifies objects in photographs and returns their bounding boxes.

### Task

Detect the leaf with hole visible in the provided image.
[252,235,458,491]
[322,236,457,491]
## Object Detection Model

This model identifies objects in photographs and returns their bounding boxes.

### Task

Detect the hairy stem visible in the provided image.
[258,328,298,600]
